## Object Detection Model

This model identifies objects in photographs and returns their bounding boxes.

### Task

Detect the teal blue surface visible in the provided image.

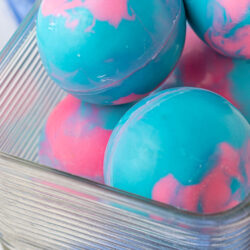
[184,0,250,59]
[37,0,186,104]
[230,60,250,123]
[104,88,250,199]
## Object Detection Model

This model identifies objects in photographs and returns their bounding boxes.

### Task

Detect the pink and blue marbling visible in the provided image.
[184,0,250,59]
[158,25,250,123]
[39,95,131,183]
[36,0,186,105]
[104,88,250,214]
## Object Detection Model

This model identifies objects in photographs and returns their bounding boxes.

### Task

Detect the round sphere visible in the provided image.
[159,25,250,122]
[184,0,250,59]
[39,95,131,182]
[37,0,186,105]
[104,88,250,214]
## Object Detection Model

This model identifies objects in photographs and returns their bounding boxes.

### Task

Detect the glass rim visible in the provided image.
[0,151,249,226]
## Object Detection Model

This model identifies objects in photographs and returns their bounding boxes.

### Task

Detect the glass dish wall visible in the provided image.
[0,1,249,249]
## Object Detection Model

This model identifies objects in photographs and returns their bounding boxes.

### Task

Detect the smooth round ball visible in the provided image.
[37,0,186,105]
[104,88,250,214]
[159,25,250,123]
[39,95,131,182]
[184,0,250,59]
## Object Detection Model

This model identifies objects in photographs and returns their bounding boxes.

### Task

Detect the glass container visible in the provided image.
[0,1,249,249]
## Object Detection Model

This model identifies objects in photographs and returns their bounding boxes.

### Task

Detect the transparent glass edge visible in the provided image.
[0,151,249,226]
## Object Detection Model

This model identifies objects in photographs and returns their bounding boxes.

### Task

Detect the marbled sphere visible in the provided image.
[184,0,250,59]
[37,0,186,105]
[104,88,250,214]
[158,25,250,123]
[39,95,131,182]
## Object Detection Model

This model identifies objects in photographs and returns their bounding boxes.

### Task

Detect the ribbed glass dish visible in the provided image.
[0,1,249,249]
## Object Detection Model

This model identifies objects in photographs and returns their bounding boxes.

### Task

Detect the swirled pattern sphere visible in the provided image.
[104,88,250,214]
[158,25,250,123]
[37,0,186,105]
[39,95,131,183]
[184,0,250,59]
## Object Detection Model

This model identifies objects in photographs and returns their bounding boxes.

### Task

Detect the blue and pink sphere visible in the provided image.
[184,0,250,59]
[36,0,186,104]
[159,25,250,123]
[39,95,130,183]
[104,88,250,214]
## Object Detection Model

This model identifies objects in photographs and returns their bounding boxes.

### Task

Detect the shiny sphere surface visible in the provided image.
[184,0,250,59]
[37,0,186,104]
[104,88,250,214]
